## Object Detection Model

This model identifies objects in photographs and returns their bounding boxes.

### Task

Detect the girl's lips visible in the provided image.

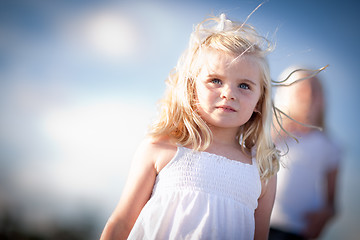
[216,105,236,112]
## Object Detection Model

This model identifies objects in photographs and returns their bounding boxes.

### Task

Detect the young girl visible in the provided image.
[101,13,280,240]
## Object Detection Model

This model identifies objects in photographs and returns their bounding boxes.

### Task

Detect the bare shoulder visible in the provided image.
[135,135,178,174]
[260,174,277,199]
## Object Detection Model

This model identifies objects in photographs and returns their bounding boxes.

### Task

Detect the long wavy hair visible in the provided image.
[150,14,280,180]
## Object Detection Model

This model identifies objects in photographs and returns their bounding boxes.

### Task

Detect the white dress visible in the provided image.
[128,146,262,240]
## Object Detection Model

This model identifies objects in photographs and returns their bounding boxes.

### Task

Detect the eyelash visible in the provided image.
[239,83,250,90]
[211,79,222,84]
[210,79,250,90]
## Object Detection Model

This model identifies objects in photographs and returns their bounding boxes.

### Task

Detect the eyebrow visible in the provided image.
[207,73,258,86]
[240,78,258,86]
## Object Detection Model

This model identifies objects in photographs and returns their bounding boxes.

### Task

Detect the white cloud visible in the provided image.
[3,98,157,227]
[61,7,140,62]
[40,99,155,198]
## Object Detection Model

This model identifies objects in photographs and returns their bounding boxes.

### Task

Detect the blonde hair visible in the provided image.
[150,14,279,180]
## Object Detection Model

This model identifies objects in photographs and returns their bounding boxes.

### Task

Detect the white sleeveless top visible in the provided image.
[128,146,261,240]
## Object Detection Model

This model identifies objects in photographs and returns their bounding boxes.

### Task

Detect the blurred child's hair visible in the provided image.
[150,13,279,180]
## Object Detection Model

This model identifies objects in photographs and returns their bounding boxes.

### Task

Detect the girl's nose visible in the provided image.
[220,86,236,100]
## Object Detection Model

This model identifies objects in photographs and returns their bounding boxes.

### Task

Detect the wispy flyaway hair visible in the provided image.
[272,65,327,143]
[150,13,279,180]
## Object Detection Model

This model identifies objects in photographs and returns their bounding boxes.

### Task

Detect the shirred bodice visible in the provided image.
[128,146,261,240]
[152,146,261,210]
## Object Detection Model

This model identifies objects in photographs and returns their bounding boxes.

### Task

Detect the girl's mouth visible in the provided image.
[216,105,236,112]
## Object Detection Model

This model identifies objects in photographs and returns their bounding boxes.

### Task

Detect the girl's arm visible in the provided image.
[100,138,162,240]
[254,174,277,240]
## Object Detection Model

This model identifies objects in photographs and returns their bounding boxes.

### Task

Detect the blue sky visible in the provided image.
[0,0,359,239]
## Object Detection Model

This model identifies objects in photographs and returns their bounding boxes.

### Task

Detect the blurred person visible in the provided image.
[269,67,342,240]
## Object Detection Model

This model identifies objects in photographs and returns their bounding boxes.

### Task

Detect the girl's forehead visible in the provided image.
[198,49,261,79]
[200,49,258,69]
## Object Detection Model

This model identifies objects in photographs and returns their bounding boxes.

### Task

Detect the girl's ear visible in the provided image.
[254,109,261,115]
[254,100,262,114]
[254,90,265,114]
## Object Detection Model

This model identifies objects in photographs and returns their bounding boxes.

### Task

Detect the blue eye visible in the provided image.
[239,83,250,90]
[211,79,222,84]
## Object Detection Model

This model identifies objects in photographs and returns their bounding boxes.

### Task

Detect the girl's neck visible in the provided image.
[205,126,252,164]
[209,126,240,148]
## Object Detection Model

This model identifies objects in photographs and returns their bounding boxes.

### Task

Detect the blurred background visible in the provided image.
[0,0,359,239]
